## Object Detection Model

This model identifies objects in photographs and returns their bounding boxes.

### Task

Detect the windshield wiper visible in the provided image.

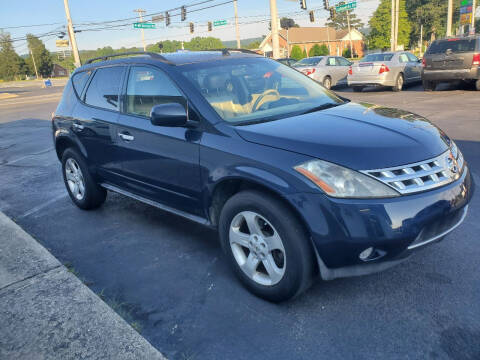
[300,103,341,115]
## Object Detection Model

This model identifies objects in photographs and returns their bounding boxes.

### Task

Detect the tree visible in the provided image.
[0,32,23,80]
[326,9,364,30]
[184,37,224,51]
[269,17,299,30]
[343,48,351,58]
[308,44,329,56]
[367,0,411,50]
[26,34,53,78]
[246,40,261,50]
[290,45,304,60]
[147,40,182,53]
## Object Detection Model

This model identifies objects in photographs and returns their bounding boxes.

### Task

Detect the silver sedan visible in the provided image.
[292,56,353,90]
[347,51,422,92]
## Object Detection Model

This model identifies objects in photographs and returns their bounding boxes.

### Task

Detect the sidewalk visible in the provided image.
[0,211,165,359]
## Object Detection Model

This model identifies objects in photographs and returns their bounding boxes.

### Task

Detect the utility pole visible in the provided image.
[29,47,39,79]
[446,0,453,37]
[471,0,476,35]
[346,10,354,58]
[390,0,396,51]
[419,23,423,56]
[394,0,399,50]
[63,0,81,68]
[269,0,280,59]
[133,9,147,52]
[233,0,241,48]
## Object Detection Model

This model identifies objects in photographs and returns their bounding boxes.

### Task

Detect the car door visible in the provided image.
[116,65,203,215]
[70,65,125,184]
[325,57,342,85]
[335,57,352,85]
[398,53,412,82]
[406,52,422,82]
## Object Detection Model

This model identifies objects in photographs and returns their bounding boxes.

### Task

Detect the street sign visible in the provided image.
[213,19,227,27]
[476,6,480,17]
[335,1,357,13]
[133,22,156,29]
[55,39,69,47]
[461,13,473,25]
[460,0,472,6]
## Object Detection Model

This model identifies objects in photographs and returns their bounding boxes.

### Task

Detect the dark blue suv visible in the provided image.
[53,50,474,302]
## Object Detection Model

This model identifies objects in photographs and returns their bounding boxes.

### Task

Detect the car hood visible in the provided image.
[234,102,450,170]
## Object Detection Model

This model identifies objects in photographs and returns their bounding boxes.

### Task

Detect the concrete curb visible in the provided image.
[0,211,166,359]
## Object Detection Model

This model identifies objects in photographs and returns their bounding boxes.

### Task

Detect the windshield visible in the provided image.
[180,58,343,124]
[362,53,394,62]
[292,57,323,67]
[427,39,477,54]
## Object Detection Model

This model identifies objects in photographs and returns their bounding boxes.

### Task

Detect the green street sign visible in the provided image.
[460,0,472,6]
[335,1,357,12]
[213,20,227,27]
[133,23,156,29]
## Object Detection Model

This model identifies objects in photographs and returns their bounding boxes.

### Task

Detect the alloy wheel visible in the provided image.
[229,211,286,286]
[65,158,85,201]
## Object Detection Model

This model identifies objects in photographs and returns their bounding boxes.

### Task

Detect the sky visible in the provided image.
[0,0,379,55]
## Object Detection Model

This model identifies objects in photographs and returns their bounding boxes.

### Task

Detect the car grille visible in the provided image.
[361,150,464,195]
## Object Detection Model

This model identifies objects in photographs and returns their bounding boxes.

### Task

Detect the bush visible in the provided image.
[290,45,304,60]
[342,48,352,58]
[319,44,329,55]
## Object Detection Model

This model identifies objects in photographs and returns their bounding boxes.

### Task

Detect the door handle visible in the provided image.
[118,132,134,142]
[72,123,84,131]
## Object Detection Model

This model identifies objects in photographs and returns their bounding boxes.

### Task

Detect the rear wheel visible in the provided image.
[392,73,404,92]
[352,86,364,92]
[61,148,106,210]
[423,79,436,91]
[322,76,332,90]
[219,190,315,302]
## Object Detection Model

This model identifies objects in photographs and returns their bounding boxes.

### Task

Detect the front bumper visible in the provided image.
[422,67,479,82]
[285,166,474,280]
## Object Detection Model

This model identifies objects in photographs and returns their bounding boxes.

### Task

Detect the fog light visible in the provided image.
[359,247,374,261]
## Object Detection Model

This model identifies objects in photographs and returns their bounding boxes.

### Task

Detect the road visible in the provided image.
[1,82,479,360]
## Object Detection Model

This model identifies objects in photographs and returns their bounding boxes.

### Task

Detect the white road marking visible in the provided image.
[18,192,67,219]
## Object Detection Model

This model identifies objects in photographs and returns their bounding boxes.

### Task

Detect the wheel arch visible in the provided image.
[54,133,87,161]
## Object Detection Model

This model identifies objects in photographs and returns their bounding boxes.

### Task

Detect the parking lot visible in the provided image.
[1,82,479,359]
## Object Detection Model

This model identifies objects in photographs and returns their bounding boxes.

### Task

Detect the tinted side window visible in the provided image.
[406,53,418,62]
[399,54,409,63]
[337,57,351,66]
[85,66,124,111]
[126,66,181,117]
[71,70,91,97]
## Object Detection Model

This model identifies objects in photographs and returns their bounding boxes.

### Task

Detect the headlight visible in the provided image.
[450,140,465,173]
[294,159,400,198]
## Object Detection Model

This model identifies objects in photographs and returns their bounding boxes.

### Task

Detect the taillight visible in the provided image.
[348,66,353,75]
[302,68,316,76]
[473,53,480,66]
[422,58,426,67]
[378,64,390,74]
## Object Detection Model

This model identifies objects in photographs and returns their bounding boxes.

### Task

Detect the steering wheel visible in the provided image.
[251,89,280,112]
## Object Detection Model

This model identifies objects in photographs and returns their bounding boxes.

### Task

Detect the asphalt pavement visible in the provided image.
[0,82,479,359]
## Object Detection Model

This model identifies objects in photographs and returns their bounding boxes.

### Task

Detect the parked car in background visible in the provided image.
[276,57,297,67]
[422,36,480,91]
[348,51,422,92]
[292,56,352,89]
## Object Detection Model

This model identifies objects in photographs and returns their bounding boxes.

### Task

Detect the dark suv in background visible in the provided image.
[422,36,480,91]
[52,50,473,302]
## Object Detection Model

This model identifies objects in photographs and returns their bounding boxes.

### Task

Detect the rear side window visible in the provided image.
[427,39,476,54]
[85,66,124,111]
[398,54,409,63]
[406,53,419,62]
[71,71,91,97]
[126,66,182,117]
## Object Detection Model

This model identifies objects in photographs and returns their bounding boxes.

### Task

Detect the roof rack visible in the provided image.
[85,51,174,65]
[210,48,260,56]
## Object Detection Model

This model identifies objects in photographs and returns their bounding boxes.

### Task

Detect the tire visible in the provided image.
[423,79,436,91]
[352,86,364,92]
[218,190,315,302]
[61,148,107,210]
[476,79,480,91]
[323,76,332,90]
[392,73,404,92]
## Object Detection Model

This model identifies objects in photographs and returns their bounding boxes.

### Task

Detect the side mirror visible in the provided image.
[150,102,187,127]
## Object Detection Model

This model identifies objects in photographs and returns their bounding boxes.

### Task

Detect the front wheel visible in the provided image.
[392,73,404,92]
[219,190,315,302]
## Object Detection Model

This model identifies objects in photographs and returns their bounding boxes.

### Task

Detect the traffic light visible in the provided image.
[165,12,170,26]
[299,0,307,10]
[329,7,336,19]
[309,10,314,22]
[189,22,194,34]
[208,21,212,32]
[181,6,186,21]
[323,0,329,10]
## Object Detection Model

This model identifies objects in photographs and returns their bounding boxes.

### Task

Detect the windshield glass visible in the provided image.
[362,53,394,62]
[427,39,476,54]
[292,57,323,67]
[180,57,343,124]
